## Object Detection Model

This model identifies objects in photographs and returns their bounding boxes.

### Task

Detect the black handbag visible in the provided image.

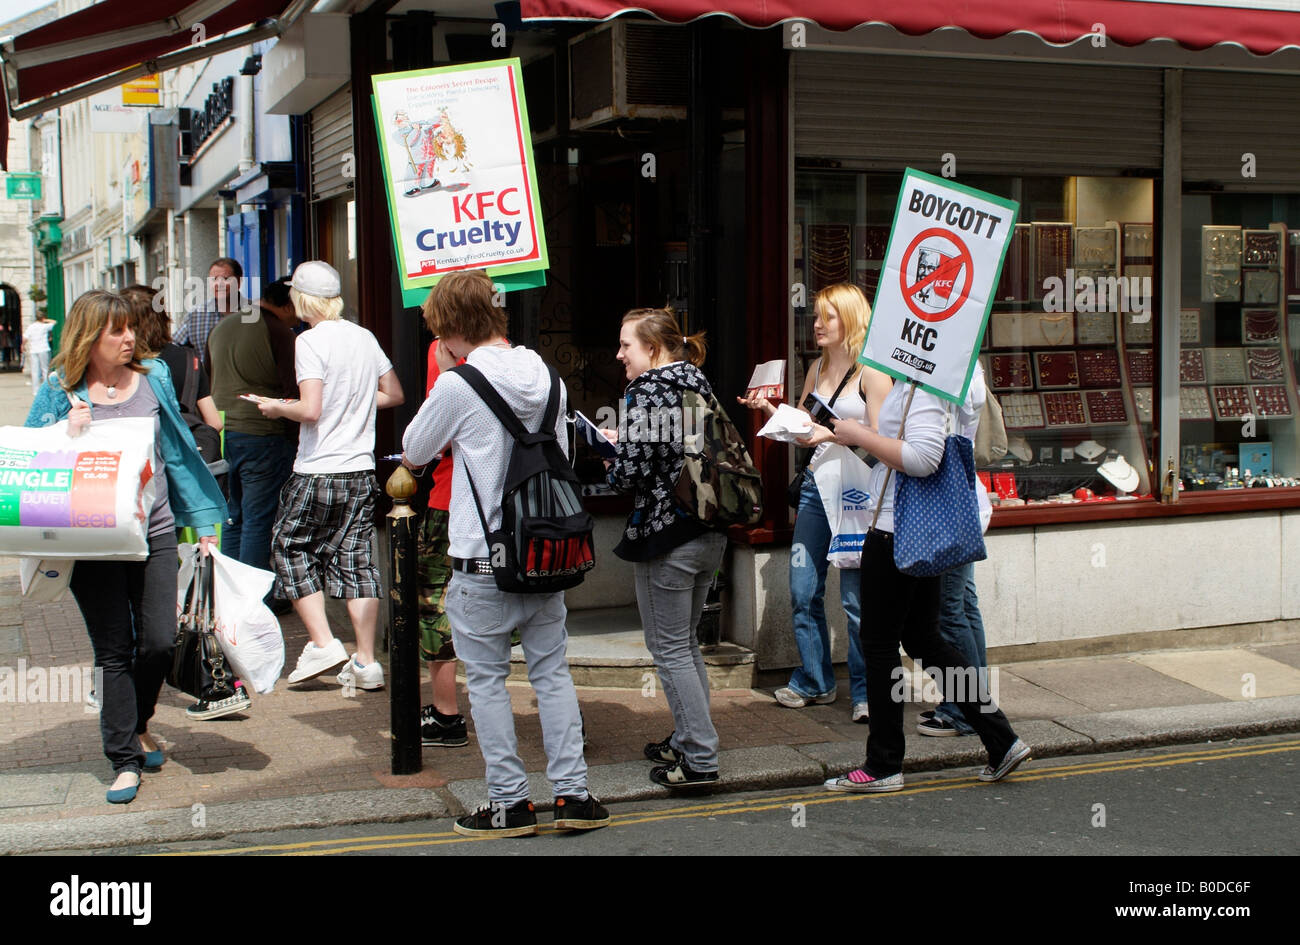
[167,554,237,700]
[786,365,858,509]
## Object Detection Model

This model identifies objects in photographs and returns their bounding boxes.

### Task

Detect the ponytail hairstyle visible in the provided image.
[622,306,706,368]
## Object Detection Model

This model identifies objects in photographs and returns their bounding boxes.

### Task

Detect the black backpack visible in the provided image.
[175,348,223,468]
[452,363,595,593]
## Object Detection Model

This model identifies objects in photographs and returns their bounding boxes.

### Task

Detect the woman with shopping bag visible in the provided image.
[823,376,1031,793]
[25,290,228,804]
[738,284,892,722]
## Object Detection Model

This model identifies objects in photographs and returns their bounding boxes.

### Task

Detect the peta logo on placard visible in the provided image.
[50,875,151,925]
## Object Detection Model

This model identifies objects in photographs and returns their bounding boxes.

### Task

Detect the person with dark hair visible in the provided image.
[175,257,244,370]
[120,286,223,440]
[206,277,300,605]
[602,307,728,789]
[26,290,228,803]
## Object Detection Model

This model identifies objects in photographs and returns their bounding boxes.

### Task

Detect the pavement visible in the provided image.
[3,367,1300,854]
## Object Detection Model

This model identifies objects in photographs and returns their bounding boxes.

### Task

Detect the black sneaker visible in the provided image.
[453,799,538,838]
[185,685,251,721]
[649,760,719,789]
[644,732,681,764]
[421,705,468,747]
[553,793,611,831]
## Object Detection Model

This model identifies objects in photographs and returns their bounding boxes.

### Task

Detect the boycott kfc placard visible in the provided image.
[372,59,548,294]
[859,169,1019,404]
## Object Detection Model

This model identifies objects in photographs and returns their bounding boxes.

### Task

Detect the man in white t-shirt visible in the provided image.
[22,313,56,393]
[257,261,405,689]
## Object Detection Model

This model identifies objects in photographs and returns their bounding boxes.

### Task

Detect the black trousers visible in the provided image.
[859,529,1018,776]
[70,531,178,775]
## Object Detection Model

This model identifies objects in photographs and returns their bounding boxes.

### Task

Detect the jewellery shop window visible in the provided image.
[795,171,1158,510]
[1179,194,1300,493]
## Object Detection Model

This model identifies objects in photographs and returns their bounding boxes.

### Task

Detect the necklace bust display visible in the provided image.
[1074,439,1106,462]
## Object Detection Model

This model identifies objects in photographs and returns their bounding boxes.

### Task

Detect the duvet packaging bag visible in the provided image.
[0,417,157,560]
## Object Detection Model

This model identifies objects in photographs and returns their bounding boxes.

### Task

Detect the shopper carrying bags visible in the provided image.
[738,284,893,722]
[602,307,729,788]
[824,378,1031,793]
[25,290,228,804]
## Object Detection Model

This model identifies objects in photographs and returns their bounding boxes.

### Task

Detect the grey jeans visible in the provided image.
[633,530,728,772]
[446,571,587,803]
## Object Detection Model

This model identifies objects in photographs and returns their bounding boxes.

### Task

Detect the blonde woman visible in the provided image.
[25,290,227,803]
[257,261,404,689]
[739,283,893,721]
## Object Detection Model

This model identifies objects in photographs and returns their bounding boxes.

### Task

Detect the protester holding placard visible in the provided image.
[823,380,1030,792]
[25,290,228,805]
[739,284,892,722]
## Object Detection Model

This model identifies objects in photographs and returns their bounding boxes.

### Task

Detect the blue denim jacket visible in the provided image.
[25,358,228,536]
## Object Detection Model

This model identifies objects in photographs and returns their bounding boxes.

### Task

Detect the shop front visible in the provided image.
[521,1,1300,668]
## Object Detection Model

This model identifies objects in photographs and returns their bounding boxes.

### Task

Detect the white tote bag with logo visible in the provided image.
[809,444,873,569]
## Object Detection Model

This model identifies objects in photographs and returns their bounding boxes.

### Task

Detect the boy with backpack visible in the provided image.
[401,270,607,838]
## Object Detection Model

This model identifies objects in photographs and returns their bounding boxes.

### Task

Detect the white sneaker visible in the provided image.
[852,702,870,723]
[287,638,348,685]
[336,655,385,690]
[774,686,836,709]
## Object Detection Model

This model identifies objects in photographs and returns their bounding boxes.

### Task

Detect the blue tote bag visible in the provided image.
[891,415,988,578]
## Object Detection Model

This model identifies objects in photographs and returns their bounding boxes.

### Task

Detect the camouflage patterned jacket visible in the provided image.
[607,361,710,561]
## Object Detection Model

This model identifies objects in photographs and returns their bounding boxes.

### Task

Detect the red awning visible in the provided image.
[520,1,1300,56]
[2,0,293,111]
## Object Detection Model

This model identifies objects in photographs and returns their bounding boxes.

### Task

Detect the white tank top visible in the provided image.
[810,359,867,465]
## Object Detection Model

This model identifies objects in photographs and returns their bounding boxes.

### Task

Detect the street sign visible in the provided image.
[860,168,1019,404]
[122,74,160,107]
[5,174,42,200]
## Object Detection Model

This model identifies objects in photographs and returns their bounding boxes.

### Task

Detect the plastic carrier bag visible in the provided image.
[0,417,157,560]
[809,444,873,570]
[177,543,285,694]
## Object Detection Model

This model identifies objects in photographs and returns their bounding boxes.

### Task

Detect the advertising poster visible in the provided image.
[859,168,1019,404]
[372,59,548,303]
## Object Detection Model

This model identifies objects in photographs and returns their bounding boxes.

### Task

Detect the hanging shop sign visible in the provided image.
[859,168,1019,404]
[186,77,236,158]
[122,74,161,107]
[371,58,548,304]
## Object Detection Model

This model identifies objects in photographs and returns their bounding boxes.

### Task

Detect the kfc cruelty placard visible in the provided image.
[859,169,1019,404]
[372,59,548,295]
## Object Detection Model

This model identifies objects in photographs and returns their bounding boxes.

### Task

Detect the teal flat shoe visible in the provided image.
[143,749,164,771]
[106,774,140,804]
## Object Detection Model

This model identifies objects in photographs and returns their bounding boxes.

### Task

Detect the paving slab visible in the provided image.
[990,670,1093,719]
[0,772,73,808]
[1248,642,1300,671]
[1130,648,1300,700]
[0,788,443,855]
[1007,657,1226,711]
[1055,694,1300,750]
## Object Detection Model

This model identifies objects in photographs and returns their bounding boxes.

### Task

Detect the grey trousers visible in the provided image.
[446,571,588,804]
[633,530,728,772]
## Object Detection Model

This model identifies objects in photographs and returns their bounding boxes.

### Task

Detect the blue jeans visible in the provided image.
[789,469,867,703]
[446,572,588,804]
[935,562,988,734]
[223,431,295,576]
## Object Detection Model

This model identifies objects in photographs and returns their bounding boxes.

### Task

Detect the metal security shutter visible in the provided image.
[792,54,1163,175]
[1183,71,1300,191]
[310,84,353,202]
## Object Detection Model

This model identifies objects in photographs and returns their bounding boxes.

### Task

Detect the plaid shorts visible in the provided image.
[417,507,455,661]
[272,472,382,599]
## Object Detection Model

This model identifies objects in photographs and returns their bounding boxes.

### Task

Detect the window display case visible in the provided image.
[1179,199,1300,491]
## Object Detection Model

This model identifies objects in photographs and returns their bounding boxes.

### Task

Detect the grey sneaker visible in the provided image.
[979,739,1032,782]
[774,686,836,708]
[824,769,904,793]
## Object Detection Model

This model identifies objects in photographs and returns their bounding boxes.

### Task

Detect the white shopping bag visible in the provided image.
[178,543,285,693]
[0,417,157,560]
[20,557,73,602]
[809,444,873,569]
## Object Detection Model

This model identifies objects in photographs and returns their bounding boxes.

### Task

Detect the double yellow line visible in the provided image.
[159,738,1300,856]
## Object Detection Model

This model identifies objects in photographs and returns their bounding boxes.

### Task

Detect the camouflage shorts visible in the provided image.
[418,508,455,662]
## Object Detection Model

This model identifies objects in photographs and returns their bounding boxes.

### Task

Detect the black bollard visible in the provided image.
[386,465,422,775]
